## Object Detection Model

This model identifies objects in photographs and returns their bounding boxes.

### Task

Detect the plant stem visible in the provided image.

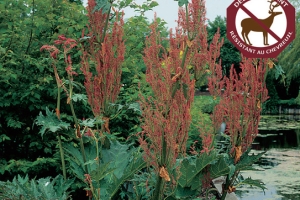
[67,74,89,173]
[57,133,67,180]
[100,5,111,44]
[180,45,189,70]
[53,64,67,179]
[220,175,229,200]
[152,175,164,200]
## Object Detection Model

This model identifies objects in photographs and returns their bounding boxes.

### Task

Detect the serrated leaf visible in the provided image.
[80,118,98,127]
[102,141,131,179]
[84,159,97,166]
[105,147,146,198]
[93,0,111,14]
[90,162,115,182]
[179,151,218,188]
[35,107,70,137]
[71,93,87,103]
[209,156,230,179]
[237,177,266,193]
[235,149,265,171]
[128,102,141,113]
[274,64,285,80]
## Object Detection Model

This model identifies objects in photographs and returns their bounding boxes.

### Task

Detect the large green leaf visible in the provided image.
[178,151,218,188]
[90,162,115,182]
[35,107,70,137]
[93,0,111,13]
[236,149,266,171]
[64,140,146,199]
[106,150,146,198]
[175,0,189,7]
[102,140,132,180]
[209,156,230,179]
[174,185,198,199]
[0,175,74,200]
[237,177,267,193]
[99,140,146,198]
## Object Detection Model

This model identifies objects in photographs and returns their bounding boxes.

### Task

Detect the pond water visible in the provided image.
[235,115,300,200]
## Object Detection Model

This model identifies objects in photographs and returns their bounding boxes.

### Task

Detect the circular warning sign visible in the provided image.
[227,0,295,58]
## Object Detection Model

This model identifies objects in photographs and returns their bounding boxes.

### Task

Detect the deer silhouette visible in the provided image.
[241,0,282,46]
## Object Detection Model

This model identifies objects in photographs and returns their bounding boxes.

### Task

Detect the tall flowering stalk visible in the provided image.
[80,0,125,133]
[140,20,195,199]
[139,0,223,198]
[177,0,223,81]
[207,57,269,199]
[209,58,268,160]
[41,35,81,180]
[177,0,224,155]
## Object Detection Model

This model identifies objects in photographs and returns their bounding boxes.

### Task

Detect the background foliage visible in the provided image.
[1,0,300,199]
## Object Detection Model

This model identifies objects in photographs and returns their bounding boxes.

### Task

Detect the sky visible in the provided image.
[82,0,233,29]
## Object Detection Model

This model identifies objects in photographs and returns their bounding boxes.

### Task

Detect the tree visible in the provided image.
[0,0,87,179]
[276,11,300,100]
[207,16,241,77]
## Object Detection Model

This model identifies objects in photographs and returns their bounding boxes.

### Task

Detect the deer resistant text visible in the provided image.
[229,31,256,54]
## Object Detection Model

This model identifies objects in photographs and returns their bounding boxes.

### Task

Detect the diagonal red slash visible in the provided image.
[240,4,282,42]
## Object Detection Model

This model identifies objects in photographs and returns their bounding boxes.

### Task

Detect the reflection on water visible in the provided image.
[236,149,300,200]
[236,116,300,200]
[252,129,300,150]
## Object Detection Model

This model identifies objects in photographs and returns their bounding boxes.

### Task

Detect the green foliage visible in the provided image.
[0,157,59,176]
[64,139,146,199]
[123,170,156,199]
[35,107,70,137]
[0,0,88,180]
[274,65,285,80]
[263,71,281,114]
[209,155,230,178]
[0,0,269,199]
[235,149,265,171]
[235,176,267,193]
[120,0,159,14]
[188,95,218,151]
[210,149,265,179]
[175,0,189,7]
[94,0,111,13]
[277,11,300,97]
[178,151,218,190]
[0,174,74,200]
[192,95,219,114]
[278,98,298,106]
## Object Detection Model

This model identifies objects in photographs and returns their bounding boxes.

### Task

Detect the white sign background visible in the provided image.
[235,0,287,47]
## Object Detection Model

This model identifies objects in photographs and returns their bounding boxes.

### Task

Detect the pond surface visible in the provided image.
[235,115,300,200]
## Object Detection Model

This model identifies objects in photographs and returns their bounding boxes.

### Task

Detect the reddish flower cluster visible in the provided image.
[139,19,195,176]
[80,0,125,117]
[40,45,59,59]
[174,0,224,155]
[139,0,223,179]
[40,35,78,104]
[208,58,269,157]
[40,34,78,76]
